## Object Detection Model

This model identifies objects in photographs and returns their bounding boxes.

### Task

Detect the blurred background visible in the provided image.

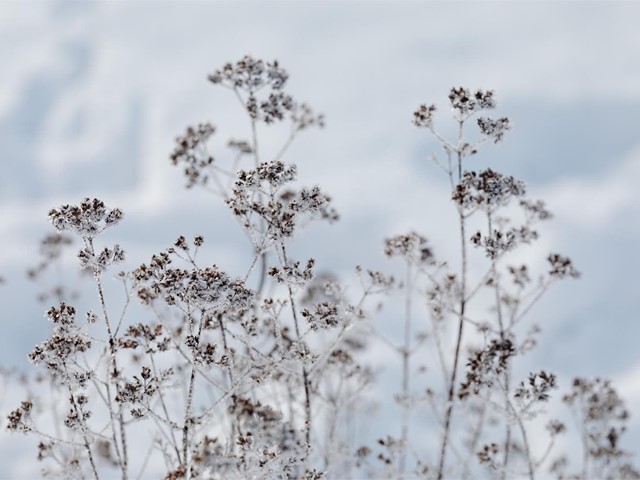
[1,1,639,476]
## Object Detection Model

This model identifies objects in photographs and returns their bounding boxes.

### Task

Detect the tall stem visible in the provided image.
[280,243,312,448]
[399,263,412,478]
[580,394,590,480]
[437,122,467,480]
[182,309,204,476]
[217,313,244,449]
[88,238,128,479]
[513,403,535,480]
[63,362,99,480]
[487,212,512,477]
[249,115,269,299]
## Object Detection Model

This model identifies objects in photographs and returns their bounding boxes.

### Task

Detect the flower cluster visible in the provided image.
[520,199,553,222]
[477,116,511,143]
[507,264,530,288]
[6,401,33,433]
[227,161,338,241]
[301,302,341,331]
[229,396,308,478]
[118,323,170,353]
[412,104,437,128]
[115,366,172,410]
[133,252,253,311]
[208,55,289,91]
[471,226,538,259]
[452,169,526,211]
[559,378,639,479]
[384,232,435,266]
[513,370,557,403]
[78,244,125,273]
[49,198,123,237]
[448,87,496,115]
[458,338,515,399]
[170,123,216,188]
[426,274,459,322]
[292,102,325,131]
[235,160,297,191]
[269,258,315,286]
[27,304,91,375]
[547,253,581,279]
[208,55,323,130]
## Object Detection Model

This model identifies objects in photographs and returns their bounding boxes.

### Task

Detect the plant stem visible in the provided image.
[280,243,312,448]
[88,238,128,479]
[487,212,512,477]
[399,263,412,478]
[182,309,204,476]
[436,123,467,480]
[514,403,535,480]
[63,361,100,480]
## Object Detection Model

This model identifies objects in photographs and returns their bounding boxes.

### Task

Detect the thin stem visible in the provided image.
[487,212,512,477]
[580,393,590,480]
[399,262,412,478]
[513,404,535,480]
[462,402,486,480]
[272,127,298,163]
[182,309,204,476]
[63,362,100,480]
[436,122,468,480]
[246,95,270,299]
[511,280,551,327]
[280,242,312,448]
[216,313,244,448]
[149,353,182,464]
[87,237,128,479]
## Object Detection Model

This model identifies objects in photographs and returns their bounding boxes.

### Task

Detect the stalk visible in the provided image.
[436,122,467,480]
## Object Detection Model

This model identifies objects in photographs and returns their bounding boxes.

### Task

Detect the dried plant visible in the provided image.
[5,56,638,480]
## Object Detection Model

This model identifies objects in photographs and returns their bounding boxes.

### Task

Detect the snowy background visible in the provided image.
[1,1,639,476]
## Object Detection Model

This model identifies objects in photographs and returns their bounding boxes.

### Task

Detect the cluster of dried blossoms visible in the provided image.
[5,58,638,480]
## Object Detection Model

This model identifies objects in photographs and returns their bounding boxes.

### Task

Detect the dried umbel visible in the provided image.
[554,378,640,480]
[458,338,515,399]
[448,87,496,115]
[208,55,289,91]
[170,123,216,188]
[477,116,511,143]
[384,231,435,266]
[132,250,254,311]
[207,54,323,130]
[49,198,123,237]
[452,168,526,212]
[227,160,338,241]
[547,253,581,279]
[28,303,91,375]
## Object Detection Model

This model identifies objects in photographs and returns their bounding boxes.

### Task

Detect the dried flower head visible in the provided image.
[449,87,495,115]
[49,198,123,237]
[452,169,526,211]
[384,232,435,266]
[477,116,511,143]
[170,123,216,188]
[413,104,437,128]
[208,55,288,91]
[547,253,581,279]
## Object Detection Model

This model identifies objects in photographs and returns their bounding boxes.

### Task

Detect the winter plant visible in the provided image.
[5,56,639,480]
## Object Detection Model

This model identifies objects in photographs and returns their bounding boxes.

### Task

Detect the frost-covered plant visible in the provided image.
[356,86,637,480]
[5,57,638,480]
